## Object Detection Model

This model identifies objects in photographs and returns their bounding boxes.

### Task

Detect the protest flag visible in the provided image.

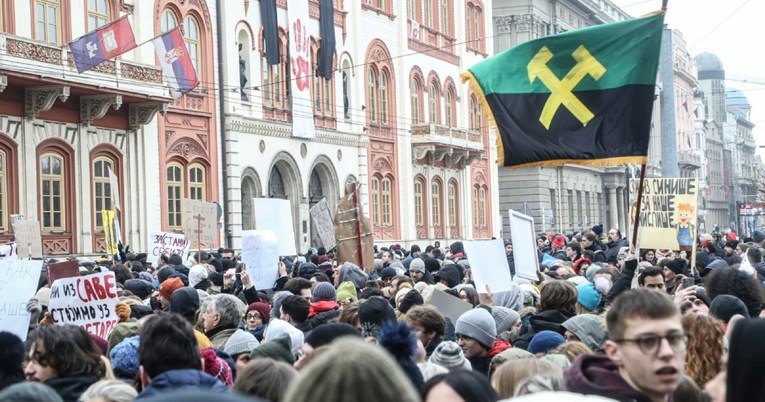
[461,12,664,168]
[152,27,199,99]
[69,16,137,74]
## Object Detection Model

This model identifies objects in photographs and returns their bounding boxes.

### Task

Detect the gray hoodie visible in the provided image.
[561,314,606,352]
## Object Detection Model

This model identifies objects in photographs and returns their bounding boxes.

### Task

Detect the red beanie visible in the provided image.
[200,348,233,388]
[246,302,271,324]
[159,277,184,300]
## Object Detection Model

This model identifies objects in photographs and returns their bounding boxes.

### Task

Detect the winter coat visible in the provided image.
[606,259,638,305]
[135,369,228,400]
[305,302,341,330]
[434,265,461,288]
[468,339,511,377]
[513,309,574,350]
[605,238,629,264]
[564,354,655,402]
[170,287,200,324]
[206,325,239,350]
[45,375,99,402]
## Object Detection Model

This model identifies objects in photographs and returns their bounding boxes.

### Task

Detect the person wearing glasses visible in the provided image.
[564,288,687,402]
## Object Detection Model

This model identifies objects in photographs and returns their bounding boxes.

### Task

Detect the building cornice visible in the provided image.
[225,115,368,147]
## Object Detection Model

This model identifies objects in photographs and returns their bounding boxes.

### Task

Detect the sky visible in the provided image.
[612,0,765,156]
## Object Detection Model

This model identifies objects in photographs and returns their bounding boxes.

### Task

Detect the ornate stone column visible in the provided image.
[607,185,618,232]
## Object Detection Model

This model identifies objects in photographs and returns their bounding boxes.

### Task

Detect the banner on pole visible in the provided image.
[309,198,337,250]
[629,178,698,251]
[147,232,190,264]
[49,271,120,339]
[101,210,118,255]
[0,260,43,341]
[13,220,42,259]
[183,199,218,249]
[241,230,280,291]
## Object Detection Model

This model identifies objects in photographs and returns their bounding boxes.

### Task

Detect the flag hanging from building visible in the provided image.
[462,12,664,168]
[69,16,137,74]
[152,27,199,99]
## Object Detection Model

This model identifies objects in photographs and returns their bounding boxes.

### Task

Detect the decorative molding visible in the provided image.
[167,139,206,158]
[119,0,135,13]
[495,15,515,33]
[6,38,62,65]
[120,62,164,84]
[80,95,123,126]
[66,54,116,74]
[413,145,433,161]
[25,86,70,118]
[0,116,22,140]
[225,116,366,147]
[0,75,7,93]
[129,102,169,131]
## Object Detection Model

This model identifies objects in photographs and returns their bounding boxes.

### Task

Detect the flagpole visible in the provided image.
[631,164,647,248]
[662,0,668,11]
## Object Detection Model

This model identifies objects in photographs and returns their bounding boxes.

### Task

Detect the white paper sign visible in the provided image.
[254,198,297,256]
[462,239,514,293]
[108,167,121,211]
[13,220,42,259]
[147,232,190,264]
[287,0,316,139]
[0,243,19,260]
[241,230,280,290]
[183,198,218,248]
[310,198,336,250]
[49,272,120,339]
[508,209,541,281]
[0,260,43,340]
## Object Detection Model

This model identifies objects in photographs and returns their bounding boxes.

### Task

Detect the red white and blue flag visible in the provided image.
[152,28,199,99]
[69,16,137,74]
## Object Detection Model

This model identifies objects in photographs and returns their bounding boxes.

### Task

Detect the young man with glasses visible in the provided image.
[565,288,687,402]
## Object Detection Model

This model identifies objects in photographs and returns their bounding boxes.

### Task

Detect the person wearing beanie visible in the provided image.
[109,336,140,381]
[528,330,566,355]
[358,296,397,338]
[397,289,424,315]
[455,308,510,376]
[662,258,687,295]
[304,323,362,352]
[753,229,765,245]
[709,294,750,325]
[0,382,65,402]
[199,348,233,389]
[491,306,521,335]
[576,282,602,312]
[305,282,341,329]
[336,281,358,305]
[245,302,270,342]
[561,314,606,353]
[429,340,472,371]
[408,258,434,285]
[250,334,296,365]
[0,331,25,391]
[423,257,441,274]
[223,330,260,372]
[124,279,153,301]
[379,267,398,284]
[434,264,461,288]
[378,323,425,390]
[158,277,184,310]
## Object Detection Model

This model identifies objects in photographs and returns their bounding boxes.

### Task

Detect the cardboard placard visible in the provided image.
[49,271,120,339]
[0,243,18,261]
[253,198,297,256]
[0,260,43,340]
[241,230,280,290]
[183,199,218,249]
[147,232,190,264]
[309,198,337,251]
[428,288,473,323]
[509,209,541,281]
[13,220,42,259]
[630,178,698,251]
[462,239,515,293]
[47,260,80,285]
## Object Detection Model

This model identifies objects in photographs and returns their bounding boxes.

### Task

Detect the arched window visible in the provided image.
[184,16,201,77]
[414,180,424,226]
[469,95,483,130]
[478,186,487,227]
[87,0,109,30]
[160,9,178,32]
[167,163,183,229]
[431,181,441,226]
[410,78,421,124]
[189,164,205,201]
[379,71,389,124]
[35,0,60,44]
[448,181,458,228]
[40,153,65,231]
[342,60,352,119]
[92,156,113,229]
[368,69,377,123]
[466,1,485,53]
[371,176,380,225]
[381,177,392,226]
[445,87,455,126]
[428,82,439,124]
[424,0,433,27]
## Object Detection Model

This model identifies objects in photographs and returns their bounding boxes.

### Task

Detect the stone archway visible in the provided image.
[267,152,303,252]
[241,167,261,231]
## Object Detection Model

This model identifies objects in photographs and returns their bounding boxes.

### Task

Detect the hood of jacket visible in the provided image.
[488,339,512,357]
[45,375,99,402]
[308,300,339,318]
[339,262,369,289]
[561,314,606,352]
[493,283,524,311]
[170,287,200,324]
[564,354,652,402]
[135,369,228,401]
[434,265,461,288]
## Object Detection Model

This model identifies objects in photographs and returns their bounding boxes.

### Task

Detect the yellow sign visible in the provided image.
[101,210,118,255]
[629,178,698,251]
[528,45,606,129]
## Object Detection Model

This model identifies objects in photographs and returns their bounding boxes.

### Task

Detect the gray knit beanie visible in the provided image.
[223,329,260,357]
[428,341,472,371]
[455,308,497,348]
[312,282,337,302]
[491,306,520,334]
[409,258,426,273]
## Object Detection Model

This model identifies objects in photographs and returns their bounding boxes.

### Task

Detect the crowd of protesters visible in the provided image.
[1,224,764,402]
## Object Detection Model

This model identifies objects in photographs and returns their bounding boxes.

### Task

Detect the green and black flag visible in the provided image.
[462,12,664,168]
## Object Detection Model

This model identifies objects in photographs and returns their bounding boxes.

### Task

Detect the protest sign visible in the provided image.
[0,243,18,260]
[13,220,42,258]
[309,198,337,251]
[509,209,541,281]
[630,178,698,251]
[253,198,297,256]
[108,166,121,211]
[47,260,80,285]
[429,288,473,323]
[240,230,280,290]
[101,210,118,255]
[462,239,514,293]
[49,271,119,338]
[147,232,190,264]
[333,184,375,273]
[0,260,43,340]
[183,199,218,249]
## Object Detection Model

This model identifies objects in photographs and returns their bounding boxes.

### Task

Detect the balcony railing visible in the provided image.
[411,123,485,167]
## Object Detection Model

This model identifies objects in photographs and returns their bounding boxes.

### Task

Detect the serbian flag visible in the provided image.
[153,28,199,99]
[69,16,137,74]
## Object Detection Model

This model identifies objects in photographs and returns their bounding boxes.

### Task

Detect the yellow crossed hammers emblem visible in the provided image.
[528,45,606,129]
